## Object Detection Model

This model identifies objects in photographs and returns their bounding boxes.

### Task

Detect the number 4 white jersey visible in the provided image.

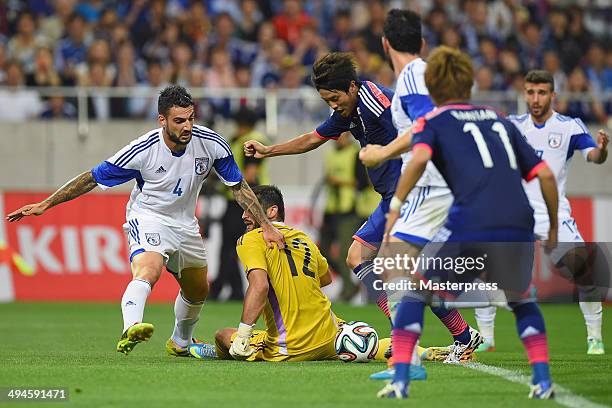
[509,112,596,223]
[91,124,242,229]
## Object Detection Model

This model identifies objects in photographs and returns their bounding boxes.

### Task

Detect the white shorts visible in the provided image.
[534,217,585,264]
[123,215,207,275]
[391,186,453,246]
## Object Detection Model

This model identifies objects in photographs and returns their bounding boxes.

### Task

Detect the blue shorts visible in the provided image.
[352,197,390,251]
[416,227,535,301]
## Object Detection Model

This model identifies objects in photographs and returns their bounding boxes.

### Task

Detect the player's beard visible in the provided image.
[165,126,191,145]
[529,99,552,122]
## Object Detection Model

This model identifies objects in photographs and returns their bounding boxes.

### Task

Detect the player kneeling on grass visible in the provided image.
[189,185,343,361]
[188,185,440,363]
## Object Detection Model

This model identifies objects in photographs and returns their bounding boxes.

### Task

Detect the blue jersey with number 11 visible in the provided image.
[411,104,545,232]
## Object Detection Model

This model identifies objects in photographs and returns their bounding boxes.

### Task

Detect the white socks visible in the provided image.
[579,301,603,340]
[475,306,497,344]
[171,291,204,348]
[121,279,152,333]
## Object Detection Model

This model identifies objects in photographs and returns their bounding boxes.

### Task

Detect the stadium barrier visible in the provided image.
[1,189,610,303]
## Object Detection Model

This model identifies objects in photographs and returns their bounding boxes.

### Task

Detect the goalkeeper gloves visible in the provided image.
[229,322,255,360]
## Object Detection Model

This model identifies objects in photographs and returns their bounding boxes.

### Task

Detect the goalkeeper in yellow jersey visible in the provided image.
[188,185,438,363]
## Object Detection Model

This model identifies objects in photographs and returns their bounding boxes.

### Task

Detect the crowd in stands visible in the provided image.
[0,0,610,124]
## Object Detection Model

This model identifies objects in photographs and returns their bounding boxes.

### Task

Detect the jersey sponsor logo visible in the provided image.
[155,166,166,173]
[145,233,161,246]
[195,157,209,175]
[548,132,562,148]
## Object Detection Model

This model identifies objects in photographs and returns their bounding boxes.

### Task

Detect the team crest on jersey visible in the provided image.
[195,157,209,175]
[145,233,161,246]
[548,133,562,149]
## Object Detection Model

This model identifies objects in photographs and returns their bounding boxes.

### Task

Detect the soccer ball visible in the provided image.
[335,321,379,362]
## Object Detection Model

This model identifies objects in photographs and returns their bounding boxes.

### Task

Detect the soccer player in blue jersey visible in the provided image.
[361,10,483,382]
[244,52,403,323]
[377,46,559,400]
[244,54,476,371]
[6,85,284,356]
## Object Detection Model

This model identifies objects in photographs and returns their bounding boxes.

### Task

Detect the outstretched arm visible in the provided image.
[359,130,412,168]
[244,131,327,158]
[587,129,609,164]
[6,171,97,222]
[231,179,285,249]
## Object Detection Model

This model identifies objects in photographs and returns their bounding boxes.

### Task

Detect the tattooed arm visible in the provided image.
[6,171,98,222]
[231,179,285,249]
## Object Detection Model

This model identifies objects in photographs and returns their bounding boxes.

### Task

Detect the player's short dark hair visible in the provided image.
[383,9,422,54]
[158,85,193,116]
[252,185,285,222]
[524,70,555,92]
[311,52,358,92]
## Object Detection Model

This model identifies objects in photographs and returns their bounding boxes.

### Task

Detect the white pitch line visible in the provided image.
[464,362,609,408]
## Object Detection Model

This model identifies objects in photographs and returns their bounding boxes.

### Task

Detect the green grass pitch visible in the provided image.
[0,302,610,407]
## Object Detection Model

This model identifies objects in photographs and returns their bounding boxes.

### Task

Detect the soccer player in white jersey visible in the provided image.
[475,70,609,355]
[361,10,483,381]
[6,85,285,356]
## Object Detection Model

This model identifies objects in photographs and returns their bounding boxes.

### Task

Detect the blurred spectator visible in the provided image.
[167,41,193,86]
[292,24,327,68]
[183,1,211,64]
[473,65,497,93]
[272,0,315,47]
[542,50,567,92]
[40,95,77,119]
[142,20,181,64]
[129,0,167,50]
[328,9,353,52]
[205,47,236,117]
[25,46,61,87]
[276,58,320,123]
[129,60,168,119]
[0,60,42,121]
[423,6,448,48]
[236,0,263,43]
[82,61,119,120]
[251,38,288,88]
[584,42,612,93]
[440,26,464,50]
[357,0,386,58]
[557,67,608,124]
[187,65,216,127]
[0,43,8,83]
[518,21,544,72]
[39,0,75,44]
[461,0,500,57]
[114,41,145,87]
[208,12,258,67]
[55,13,91,85]
[210,106,270,301]
[94,8,118,42]
[7,12,47,74]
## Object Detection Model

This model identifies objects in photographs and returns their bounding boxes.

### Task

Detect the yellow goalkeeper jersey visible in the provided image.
[236,223,338,356]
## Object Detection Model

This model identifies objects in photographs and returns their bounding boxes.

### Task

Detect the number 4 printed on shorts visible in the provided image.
[173,178,183,196]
